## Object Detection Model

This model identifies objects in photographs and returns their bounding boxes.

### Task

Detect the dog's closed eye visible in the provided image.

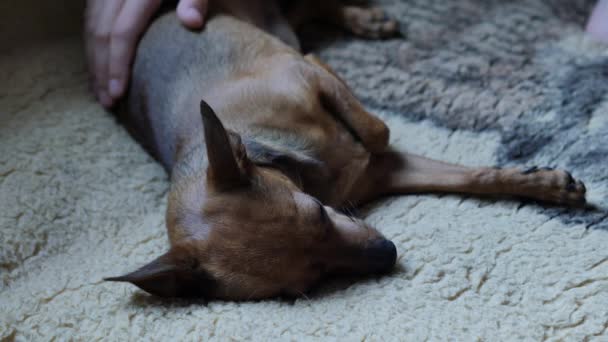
[312,198,333,241]
[317,200,330,225]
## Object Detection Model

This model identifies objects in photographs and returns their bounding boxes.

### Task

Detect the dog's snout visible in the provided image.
[364,239,397,273]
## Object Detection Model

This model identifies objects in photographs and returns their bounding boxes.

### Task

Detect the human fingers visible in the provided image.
[85,0,125,107]
[177,0,208,29]
[107,0,162,100]
[587,0,608,44]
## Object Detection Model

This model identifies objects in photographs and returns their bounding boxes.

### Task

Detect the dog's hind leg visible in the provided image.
[300,48,585,208]
[337,5,400,39]
[285,0,399,39]
[349,150,587,207]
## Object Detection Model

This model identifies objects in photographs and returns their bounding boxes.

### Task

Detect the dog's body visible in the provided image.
[123,11,375,207]
[108,0,587,300]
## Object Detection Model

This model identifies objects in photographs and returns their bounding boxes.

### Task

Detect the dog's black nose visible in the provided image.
[364,239,397,274]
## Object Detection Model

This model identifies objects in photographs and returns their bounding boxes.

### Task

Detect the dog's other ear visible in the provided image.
[200,100,250,190]
[105,246,216,298]
[243,138,329,181]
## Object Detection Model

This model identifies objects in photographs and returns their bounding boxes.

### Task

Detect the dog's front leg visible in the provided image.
[350,149,587,207]
[305,54,390,153]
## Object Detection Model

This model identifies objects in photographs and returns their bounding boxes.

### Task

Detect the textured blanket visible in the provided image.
[2,0,608,340]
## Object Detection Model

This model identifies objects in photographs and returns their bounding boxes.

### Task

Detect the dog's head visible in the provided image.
[106,101,396,300]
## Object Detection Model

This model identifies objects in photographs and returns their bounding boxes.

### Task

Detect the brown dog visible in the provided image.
[106,0,587,300]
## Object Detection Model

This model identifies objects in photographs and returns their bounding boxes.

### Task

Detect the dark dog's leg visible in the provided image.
[351,150,587,206]
[285,0,399,39]
[305,54,389,152]
[335,5,399,39]
[304,52,587,207]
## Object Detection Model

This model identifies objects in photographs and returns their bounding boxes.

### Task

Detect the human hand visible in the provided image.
[587,0,608,44]
[85,0,208,108]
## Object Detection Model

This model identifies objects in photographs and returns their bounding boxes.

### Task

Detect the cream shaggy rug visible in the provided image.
[2,0,608,340]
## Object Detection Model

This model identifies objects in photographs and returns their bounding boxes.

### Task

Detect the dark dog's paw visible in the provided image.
[519,166,586,205]
[342,7,400,39]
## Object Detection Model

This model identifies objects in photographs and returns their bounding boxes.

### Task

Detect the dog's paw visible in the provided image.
[518,166,586,206]
[341,7,400,39]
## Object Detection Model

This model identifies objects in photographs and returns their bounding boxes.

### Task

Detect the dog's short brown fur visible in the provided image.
[106,0,587,300]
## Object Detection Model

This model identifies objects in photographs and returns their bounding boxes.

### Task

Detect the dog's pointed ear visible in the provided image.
[105,247,216,298]
[200,100,249,190]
